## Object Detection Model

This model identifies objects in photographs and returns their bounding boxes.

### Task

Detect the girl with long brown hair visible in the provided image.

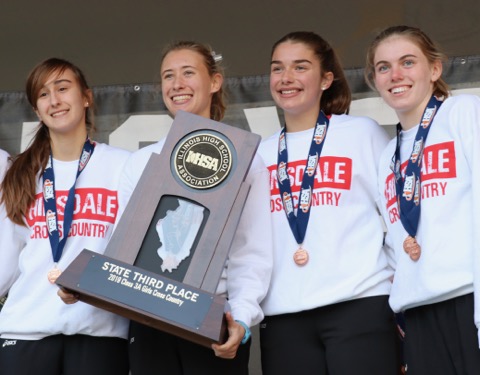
[257,31,400,374]
[0,58,130,375]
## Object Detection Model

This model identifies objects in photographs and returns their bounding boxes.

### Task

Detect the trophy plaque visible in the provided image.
[56,111,261,348]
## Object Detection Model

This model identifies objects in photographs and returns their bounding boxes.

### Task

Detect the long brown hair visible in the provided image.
[271,31,351,115]
[0,58,94,226]
[364,25,449,98]
[160,41,226,121]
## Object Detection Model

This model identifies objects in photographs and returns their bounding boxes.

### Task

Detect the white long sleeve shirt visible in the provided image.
[378,94,480,344]
[0,143,131,340]
[258,114,393,316]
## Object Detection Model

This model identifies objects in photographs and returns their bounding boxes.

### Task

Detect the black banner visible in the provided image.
[1,56,480,158]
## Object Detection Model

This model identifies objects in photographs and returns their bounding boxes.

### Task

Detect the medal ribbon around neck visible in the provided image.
[277,110,330,246]
[42,138,95,265]
[391,95,443,237]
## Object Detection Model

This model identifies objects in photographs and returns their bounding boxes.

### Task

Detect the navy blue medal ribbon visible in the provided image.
[392,95,443,237]
[42,138,95,264]
[277,110,330,246]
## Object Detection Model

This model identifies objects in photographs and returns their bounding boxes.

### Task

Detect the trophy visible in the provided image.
[56,111,260,347]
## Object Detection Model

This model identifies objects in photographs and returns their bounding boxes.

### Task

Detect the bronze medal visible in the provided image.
[293,248,309,266]
[47,267,62,284]
[403,236,421,262]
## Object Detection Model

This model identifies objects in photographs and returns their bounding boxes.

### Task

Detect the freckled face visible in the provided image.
[373,36,442,125]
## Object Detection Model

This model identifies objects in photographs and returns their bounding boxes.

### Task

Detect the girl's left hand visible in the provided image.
[211,312,245,359]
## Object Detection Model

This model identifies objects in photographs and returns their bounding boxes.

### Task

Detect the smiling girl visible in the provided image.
[257,31,400,375]
[0,58,130,375]
[119,41,272,375]
[366,25,480,374]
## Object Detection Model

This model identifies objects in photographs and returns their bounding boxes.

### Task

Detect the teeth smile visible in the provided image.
[391,86,409,94]
[172,95,191,102]
[281,89,298,95]
[51,110,68,117]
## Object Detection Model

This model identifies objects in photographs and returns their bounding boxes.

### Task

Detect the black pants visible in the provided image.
[260,295,401,375]
[404,293,480,375]
[128,321,251,375]
[0,334,128,375]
